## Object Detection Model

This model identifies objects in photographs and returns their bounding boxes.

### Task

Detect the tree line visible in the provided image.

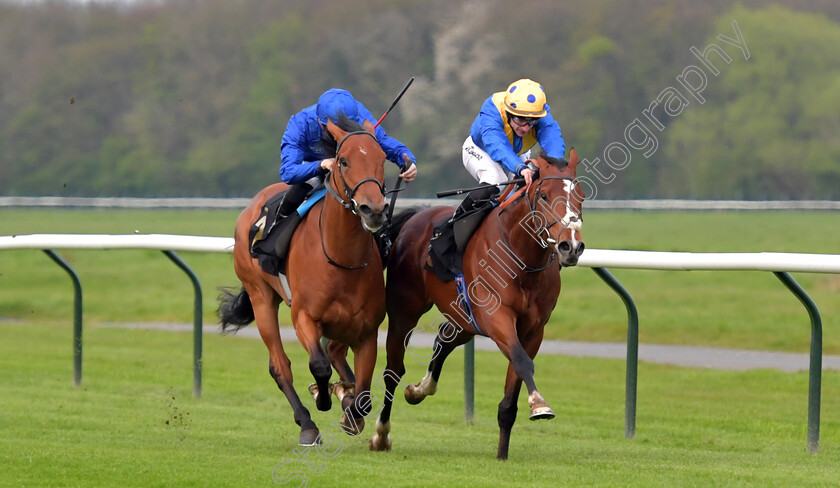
[1,0,838,199]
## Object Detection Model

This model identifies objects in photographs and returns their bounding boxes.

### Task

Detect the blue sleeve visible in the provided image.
[279,112,324,184]
[535,106,566,160]
[356,102,416,168]
[470,98,524,175]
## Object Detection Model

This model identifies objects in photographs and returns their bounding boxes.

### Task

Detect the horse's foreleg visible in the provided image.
[497,364,523,461]
[250,288,319,446]
[404,322,472,405]
[497,330,554,422]
[293,313,333,413]
[369,318,412,452]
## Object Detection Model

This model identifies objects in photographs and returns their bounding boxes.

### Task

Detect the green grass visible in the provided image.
[1,322,839,487]
[1,208,839,352]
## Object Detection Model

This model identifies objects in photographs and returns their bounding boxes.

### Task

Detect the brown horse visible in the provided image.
[218,117,389,446]
[370,149,584,459]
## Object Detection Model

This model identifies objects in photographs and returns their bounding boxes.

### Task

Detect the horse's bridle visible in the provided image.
[496,175,580,272]
[320,129,385,270]
[528,175,581,248]
[324,130,386,214]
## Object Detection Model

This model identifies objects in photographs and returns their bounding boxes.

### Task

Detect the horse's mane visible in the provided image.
[539,151,569,169]
[318,112,366,156]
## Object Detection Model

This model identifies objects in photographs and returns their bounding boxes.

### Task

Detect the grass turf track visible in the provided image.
[1,321,839,487]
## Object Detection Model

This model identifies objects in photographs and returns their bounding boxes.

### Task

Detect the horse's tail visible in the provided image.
[217,286,255,333]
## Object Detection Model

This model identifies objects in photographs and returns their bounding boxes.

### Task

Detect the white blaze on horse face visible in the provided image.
[359,146,368,155]
[543,180,581,230]
[555,180,583,250]
[560,180,581,226]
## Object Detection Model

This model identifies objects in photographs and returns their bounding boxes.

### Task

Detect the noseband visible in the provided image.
[325,130,386,214]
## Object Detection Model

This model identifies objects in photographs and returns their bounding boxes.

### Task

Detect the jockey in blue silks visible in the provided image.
[457,78,565,216]
[275,88,418,219]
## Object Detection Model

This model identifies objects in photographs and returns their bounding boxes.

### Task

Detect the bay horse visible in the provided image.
[218,117,389,446]
[370,149,584,460]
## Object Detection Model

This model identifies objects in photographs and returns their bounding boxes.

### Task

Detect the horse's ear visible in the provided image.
[362,118,376,135]
[326,119,348,143]
[568,147,578,171]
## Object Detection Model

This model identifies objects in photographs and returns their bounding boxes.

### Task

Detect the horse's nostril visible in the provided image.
[358,205,372,216]
[576,242,586,256]
[558,241,571,253]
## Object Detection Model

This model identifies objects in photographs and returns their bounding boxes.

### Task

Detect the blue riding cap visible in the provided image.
[316,89,360,124]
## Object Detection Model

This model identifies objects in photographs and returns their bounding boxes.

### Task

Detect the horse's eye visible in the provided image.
[540,193,548,200]
[339,158,348,167]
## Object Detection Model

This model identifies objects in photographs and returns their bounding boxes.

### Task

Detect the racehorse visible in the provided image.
[218,117,389,446]
[369,149,585,460]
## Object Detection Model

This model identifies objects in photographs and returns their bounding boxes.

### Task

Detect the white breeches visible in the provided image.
[462,136,531,185]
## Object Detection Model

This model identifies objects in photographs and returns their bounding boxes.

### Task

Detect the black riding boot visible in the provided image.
[276,183,313,219]
[454,185,500,220]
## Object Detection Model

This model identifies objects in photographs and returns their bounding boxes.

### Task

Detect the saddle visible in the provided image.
[426,200,495,282]
[249,187,324,276]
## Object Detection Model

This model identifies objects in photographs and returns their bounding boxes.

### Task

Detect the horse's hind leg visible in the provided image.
[249,285,320,446]
[404,321,472,405]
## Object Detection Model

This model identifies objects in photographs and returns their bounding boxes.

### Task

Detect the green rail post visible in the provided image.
[44,250,83,387]
[163,251,203,398]
[592,267,639,440]
[774,271,822,454]
[464,337,475,424]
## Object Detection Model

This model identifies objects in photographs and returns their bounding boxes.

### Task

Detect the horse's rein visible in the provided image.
[325,130,386,215]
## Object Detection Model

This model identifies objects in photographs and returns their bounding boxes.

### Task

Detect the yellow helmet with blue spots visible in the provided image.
[503,79,547,117]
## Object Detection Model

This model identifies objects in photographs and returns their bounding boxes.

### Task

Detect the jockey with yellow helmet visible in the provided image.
[457,79,565,215]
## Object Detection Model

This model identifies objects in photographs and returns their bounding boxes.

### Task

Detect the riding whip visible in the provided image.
[374,76,415,129]
[436,178,525,198]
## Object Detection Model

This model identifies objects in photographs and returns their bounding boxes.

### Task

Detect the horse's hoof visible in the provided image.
[527,391,554,420]
[529,406,555,421]
[309,383,333,411]
[316,396,332,412]
[339,414,365,436]
[369,434,392,451]
[299,428,321,446]
[309,382,337,398]
[331,381,355,400]
[404,384,425,405]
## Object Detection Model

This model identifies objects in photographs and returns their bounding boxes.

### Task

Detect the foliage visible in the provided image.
[1,0,840,198]
[661,6,840,198]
